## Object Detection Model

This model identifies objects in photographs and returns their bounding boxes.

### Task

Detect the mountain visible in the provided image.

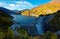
[21,1,60,17]
[48,10,60,32]
[13,9,29,14]
[18,9,29,14]
[42,10,60,32]
[0,7,17,14]
[0,9,13,30]
[21,9,29,12]
[12,10,20,13]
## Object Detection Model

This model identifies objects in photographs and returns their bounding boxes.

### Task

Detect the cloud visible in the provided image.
[0,1,36,10]
[16,1,33,7]
[15,1,35,10]
[9,4,15,7]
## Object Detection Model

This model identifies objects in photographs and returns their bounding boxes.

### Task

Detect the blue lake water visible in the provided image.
[11,14,44,35]
[12,15,36,26]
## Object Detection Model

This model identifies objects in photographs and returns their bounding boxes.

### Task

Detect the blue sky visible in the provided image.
[0,0,51,10]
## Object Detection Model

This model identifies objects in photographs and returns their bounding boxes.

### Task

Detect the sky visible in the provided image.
[0,0,51,10]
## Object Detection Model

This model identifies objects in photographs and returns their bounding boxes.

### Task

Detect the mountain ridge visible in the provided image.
[21,1,60,17]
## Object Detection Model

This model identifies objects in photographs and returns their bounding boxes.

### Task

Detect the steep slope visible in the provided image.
[0,10,13,28]
[43,10,60,32]
[21,0,60,17]
[48,10,60,32]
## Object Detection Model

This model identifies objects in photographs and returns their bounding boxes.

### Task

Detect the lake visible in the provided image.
[11,14,44,35]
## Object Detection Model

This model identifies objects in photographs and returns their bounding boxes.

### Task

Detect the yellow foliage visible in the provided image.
[21,2,60,17]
